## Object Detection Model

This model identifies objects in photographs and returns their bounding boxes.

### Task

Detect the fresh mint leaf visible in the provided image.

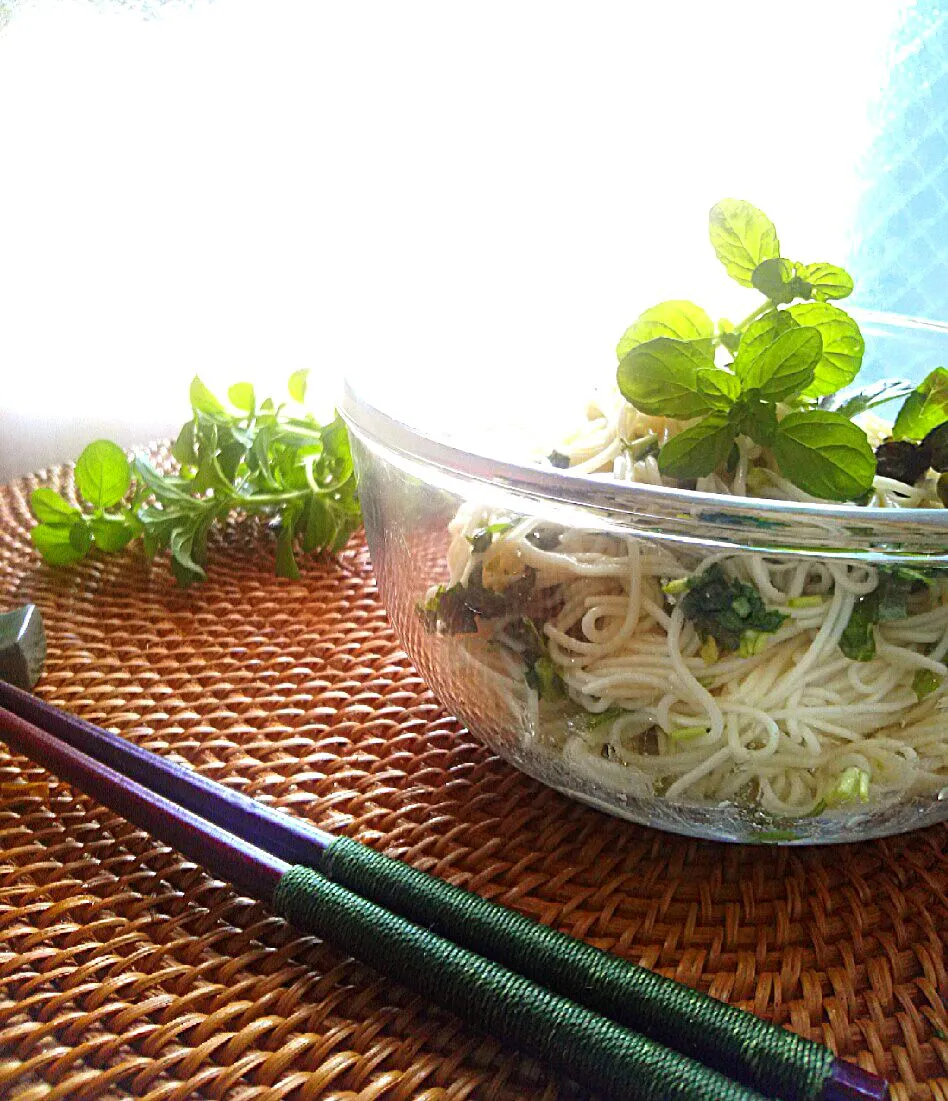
[739,309,797,363]
[609,196,882,505]
[708,199,780,287]
[657,413,735,480]
[68,521,93,554]
[288,369,309,404]
[134,457,195,505]
[90,516,139,552]
[696,368,741,410]
[617,337,717,418]
[75,440,132,510]
[228,382,255,412]
[171,421,198,466]
[735,327,821,402]
[892,367,948,441]
[616,300,714,360]
[772,410,876,500]
[840,592,878,661]
[751,258,810,304]
[796,263,854,301]
[786,302,864,398]
[731,394,778,447]
[275,505,303,579]
[169,524,207,585]
[828,379,915,419]
[30,488,81,526]
[31,522,89,566]
[189,377,227,417]
[301,495,333,553]
[35,375,360,584]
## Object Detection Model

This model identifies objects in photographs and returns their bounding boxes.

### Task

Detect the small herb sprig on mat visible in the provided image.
[30,372,360,584]
[616,199,881,501]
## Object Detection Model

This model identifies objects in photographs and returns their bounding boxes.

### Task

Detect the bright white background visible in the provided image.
[0,0,911,480]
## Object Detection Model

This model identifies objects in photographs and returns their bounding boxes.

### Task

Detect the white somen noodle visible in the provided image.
[432,399,948,816]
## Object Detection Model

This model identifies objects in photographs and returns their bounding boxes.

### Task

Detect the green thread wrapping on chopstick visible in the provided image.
[274,865,767,1101]
[322,836,833,1101]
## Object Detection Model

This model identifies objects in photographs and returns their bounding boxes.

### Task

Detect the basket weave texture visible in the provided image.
[0,463,946,1101]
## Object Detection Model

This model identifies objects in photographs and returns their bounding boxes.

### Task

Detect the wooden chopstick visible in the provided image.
[0,700,287,899]
[0,680,337,863]
[0,698,778,1101]
[0,684,889,1101]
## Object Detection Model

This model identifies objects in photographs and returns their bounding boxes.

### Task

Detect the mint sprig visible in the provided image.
[619,321,874,499]
[30,372,360,584]
[616,199,875,502]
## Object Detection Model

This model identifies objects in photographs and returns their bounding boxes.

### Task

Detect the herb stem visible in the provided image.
[734,301,774,333]
[237,489,312,507]
[281,418,333,440]
[711,302,773,348]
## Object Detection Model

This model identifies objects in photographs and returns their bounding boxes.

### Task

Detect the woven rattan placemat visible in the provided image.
[0,463,946,1101]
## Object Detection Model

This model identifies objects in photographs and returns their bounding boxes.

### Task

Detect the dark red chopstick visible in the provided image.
[0,679,336,865]
[0,702,287,899]
[0,684,889,1101]
[0,699,785,1101]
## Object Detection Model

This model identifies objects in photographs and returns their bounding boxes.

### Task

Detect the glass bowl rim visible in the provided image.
[340,308,948,557]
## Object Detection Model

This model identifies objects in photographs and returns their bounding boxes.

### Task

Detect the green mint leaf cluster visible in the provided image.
[838,568,924,662]
[676,564,786,654]
[616,199,874,501]
[31,442,139,567]
[31,372,360,584]
[618,324,873,500]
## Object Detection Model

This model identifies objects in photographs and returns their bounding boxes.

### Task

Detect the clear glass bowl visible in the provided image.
[340,312,948,843]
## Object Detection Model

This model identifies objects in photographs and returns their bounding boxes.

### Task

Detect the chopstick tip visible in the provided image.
[823,1059,889,1101]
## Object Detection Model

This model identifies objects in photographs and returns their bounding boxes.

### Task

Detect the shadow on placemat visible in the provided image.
[0,464,946,1101]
